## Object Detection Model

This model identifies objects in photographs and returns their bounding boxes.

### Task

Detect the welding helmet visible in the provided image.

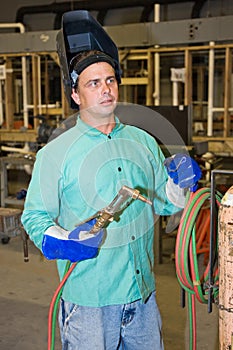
[56,10,122,109]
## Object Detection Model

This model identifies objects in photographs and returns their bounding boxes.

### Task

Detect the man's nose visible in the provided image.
[102,81,111,94]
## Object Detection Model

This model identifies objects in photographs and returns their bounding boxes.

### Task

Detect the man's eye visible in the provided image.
[107,77,116,84]
[88,81,99,88]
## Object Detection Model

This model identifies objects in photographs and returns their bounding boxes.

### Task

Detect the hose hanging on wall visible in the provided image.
[175,187,223,350]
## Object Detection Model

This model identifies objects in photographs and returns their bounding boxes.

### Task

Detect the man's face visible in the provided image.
[71,61,119,118]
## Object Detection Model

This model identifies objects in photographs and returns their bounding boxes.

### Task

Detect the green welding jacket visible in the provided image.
[21,116,179,307]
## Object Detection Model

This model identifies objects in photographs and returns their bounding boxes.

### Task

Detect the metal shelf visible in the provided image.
[0,156,34,208]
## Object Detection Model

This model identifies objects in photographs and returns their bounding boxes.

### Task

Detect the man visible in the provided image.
[22,47,201,350]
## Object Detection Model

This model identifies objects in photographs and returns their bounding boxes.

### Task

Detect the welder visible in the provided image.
[21,10,201,350]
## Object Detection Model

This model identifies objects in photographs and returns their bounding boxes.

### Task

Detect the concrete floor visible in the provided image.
[0,233,219,350]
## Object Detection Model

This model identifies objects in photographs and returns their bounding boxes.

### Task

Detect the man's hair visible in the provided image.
[69,50,119,89]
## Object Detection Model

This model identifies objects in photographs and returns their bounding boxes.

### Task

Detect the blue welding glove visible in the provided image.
[164,153,202,192]
[42,218,104,262]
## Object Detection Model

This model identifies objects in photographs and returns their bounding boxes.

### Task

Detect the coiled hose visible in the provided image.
[175,187,222,350]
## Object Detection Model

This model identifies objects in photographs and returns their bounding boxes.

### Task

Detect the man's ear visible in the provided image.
[71,89,80,106]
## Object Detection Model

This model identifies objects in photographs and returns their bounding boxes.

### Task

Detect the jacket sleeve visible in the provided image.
[21,148,62,250]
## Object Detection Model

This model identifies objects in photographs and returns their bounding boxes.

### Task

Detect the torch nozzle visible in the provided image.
[120,186,152,206]
[138,193,152,205]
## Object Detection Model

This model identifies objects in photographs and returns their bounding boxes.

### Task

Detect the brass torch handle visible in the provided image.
[89,212,113,234]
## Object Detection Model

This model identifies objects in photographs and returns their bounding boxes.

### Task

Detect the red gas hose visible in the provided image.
[48,262,77,350]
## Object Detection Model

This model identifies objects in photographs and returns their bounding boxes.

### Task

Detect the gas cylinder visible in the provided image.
[218,185,233,350]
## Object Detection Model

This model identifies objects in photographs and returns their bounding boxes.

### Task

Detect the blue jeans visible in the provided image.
[58,292,164,350]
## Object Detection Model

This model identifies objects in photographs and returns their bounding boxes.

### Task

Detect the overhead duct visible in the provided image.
[191,0,208,18]
[15,0,205,28]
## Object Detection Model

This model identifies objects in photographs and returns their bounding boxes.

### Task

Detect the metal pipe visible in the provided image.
[207,41,215,137]
[21,229,29,262]
[154,4,160,106]
[0,81,3,126]
[0,22,25,32]
[26,103,60,109]
[172,81,179,106]
[191,0,208,18]
[37,56,42,115]
[22,56,28,128]
[208,168,216,312]
[212,107,233,112]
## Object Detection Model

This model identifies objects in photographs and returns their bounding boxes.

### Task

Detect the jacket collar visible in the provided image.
[76,115,124,137]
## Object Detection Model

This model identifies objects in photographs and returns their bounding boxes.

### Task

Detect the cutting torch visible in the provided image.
[80,185,152,234]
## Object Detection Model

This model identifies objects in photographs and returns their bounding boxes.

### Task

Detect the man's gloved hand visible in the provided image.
[164,153,202,192]
[42,218,104,262]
